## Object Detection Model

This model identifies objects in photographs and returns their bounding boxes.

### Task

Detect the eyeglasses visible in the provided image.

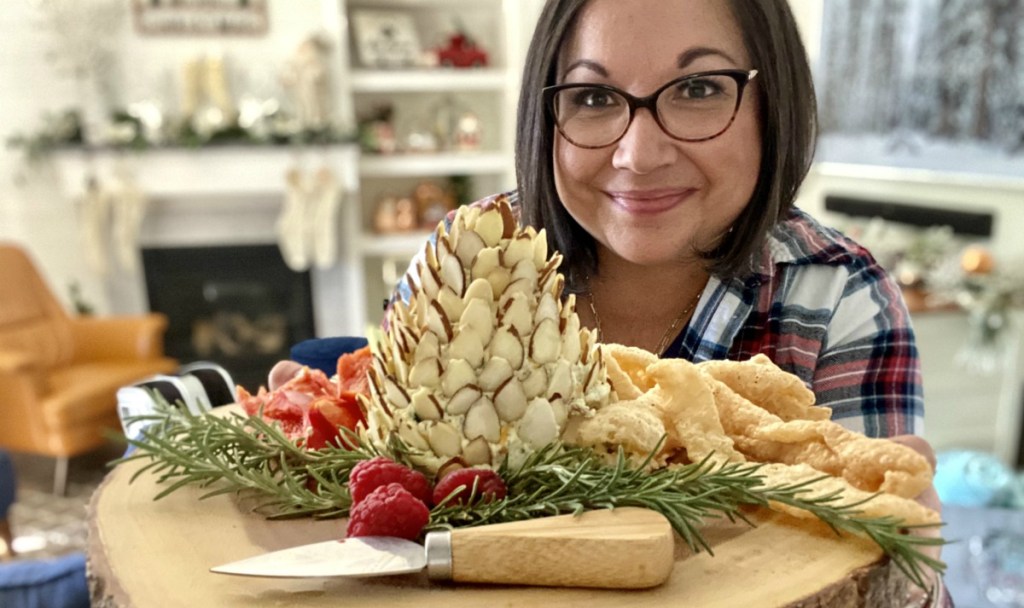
[543,69,758,149]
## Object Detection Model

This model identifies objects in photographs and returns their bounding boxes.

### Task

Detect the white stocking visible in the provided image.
[80,177,110,277]
[277,168,310,271]
[111,169,147,274]
[310,166,341,269]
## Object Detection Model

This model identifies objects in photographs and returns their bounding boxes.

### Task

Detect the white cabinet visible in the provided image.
[331,0,537,332]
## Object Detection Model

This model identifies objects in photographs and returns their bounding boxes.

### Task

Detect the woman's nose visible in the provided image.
[611,108,679,174]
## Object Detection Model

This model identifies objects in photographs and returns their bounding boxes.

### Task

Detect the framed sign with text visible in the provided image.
[132,0,269,37]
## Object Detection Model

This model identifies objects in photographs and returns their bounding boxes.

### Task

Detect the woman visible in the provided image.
[275,0,946,600]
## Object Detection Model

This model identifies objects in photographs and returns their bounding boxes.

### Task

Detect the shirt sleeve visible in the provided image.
[813,258,925,438]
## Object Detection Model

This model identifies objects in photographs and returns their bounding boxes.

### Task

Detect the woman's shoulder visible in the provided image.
[766,207,882,271]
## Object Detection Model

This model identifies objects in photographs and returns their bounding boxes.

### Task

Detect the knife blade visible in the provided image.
[211,507,675,589]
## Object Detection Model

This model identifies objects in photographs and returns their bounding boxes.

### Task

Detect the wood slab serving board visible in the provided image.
[88,454,909,608]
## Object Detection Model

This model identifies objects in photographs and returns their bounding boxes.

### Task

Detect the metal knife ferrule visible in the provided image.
[424,530,452,580]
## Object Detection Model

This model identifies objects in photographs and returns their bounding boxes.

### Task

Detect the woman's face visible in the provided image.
[553,0,761,268]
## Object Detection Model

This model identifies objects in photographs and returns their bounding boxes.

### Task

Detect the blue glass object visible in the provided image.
[290,337,369,377]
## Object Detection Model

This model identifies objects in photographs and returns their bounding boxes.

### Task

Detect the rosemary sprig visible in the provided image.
[119,403,945,589]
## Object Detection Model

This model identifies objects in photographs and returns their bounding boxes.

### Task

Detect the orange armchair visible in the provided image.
[0,243,177,492]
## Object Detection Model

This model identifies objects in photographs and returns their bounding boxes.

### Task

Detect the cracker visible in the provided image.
[569,394,668,469]
[603,344,659,393]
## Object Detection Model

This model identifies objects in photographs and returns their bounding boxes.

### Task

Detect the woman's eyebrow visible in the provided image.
[561,59,608,79]
[677,47,739,69]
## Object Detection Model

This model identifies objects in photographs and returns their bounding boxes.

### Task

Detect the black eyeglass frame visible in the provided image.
[542,68,759,149]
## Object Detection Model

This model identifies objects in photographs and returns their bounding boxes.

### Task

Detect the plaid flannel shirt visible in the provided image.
[394,193,925,438]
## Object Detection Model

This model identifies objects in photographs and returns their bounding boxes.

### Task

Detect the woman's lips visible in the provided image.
[605,189,695,215]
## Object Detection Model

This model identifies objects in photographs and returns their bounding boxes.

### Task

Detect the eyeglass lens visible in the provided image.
[552,73,744,147]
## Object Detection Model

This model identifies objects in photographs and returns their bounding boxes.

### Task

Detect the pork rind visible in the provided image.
[644,359,744,464]
[701,374,932,499]
[568,394,668,469]
[697,354,831,421]
[756,463,939,526]
[603,344,658,397]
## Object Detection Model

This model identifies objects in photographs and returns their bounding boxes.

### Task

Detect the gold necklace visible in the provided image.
[585,284,703,356]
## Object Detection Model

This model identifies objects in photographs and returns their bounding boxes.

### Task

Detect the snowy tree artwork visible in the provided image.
[816,0,1024,178]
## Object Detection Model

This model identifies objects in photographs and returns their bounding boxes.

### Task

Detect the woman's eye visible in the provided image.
[569,88,619,109]
[675,78,724,100]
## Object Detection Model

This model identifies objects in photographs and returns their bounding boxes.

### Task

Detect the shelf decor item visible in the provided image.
[351,10,422,69]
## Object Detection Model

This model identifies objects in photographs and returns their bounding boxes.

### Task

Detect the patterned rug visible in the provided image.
[5,445,120,562]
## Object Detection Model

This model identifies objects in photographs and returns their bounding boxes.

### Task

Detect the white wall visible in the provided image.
[0,0,333,314]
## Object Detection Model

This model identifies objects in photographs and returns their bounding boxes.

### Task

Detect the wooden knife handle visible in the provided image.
[446,507,674,589]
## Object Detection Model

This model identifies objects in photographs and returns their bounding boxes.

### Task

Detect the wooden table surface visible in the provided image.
[87,453,907,607]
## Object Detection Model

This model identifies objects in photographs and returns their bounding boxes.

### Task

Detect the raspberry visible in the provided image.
[432,468,507,507]
[345,483,430,540]
[348,457,433,505]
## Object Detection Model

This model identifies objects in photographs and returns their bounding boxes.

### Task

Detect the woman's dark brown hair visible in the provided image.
[514,0,818,290]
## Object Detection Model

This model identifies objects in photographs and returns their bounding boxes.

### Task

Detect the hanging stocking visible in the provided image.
[79,176,111,277]
[310,166,341,269]
[277,167,310,271]
[110,168,148,274]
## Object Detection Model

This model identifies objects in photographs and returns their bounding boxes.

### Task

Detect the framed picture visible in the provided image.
[132,0,269,37]
[351,10,422,69]
[814,0,1024,180]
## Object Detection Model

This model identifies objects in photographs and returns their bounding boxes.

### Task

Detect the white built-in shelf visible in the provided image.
[358,232,431,257]
[350,69,507,93]
[359,151,510,177]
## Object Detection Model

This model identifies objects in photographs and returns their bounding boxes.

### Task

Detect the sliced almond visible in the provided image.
[486,267,512,297]
[414,331,440,363]
[419,262,442,301]
[517,398,559,449]
[464,397,501,442]
[447,384,482,415]
[447,330,485,369]
[462,437,493,466]
[530,317,561,364]
[384,375,411,409]
[459,297,495,345]
[490,326,525,370]
[497,292,532,336]
[560,314,582,362]
[504,236,534,269]
[546,359,573,401]
[398,419,431,451]
[533,229,549,268]
[535,291,559,325]
[438,285,465,323]
[439,249,466,297]
[426,300,453,343]
[410,388,443,421]
[436,457,468,481]
[478,356,514,391]
[520,365,548,399]
[427,421,463,458]
[475,206,505,248]
[471,247,500,281]
[409,357,442,389]
[441,358,475,396]
[497,197,517,239]
[493,376,528,421]
[455,230,487,269]
[464,277,495,303]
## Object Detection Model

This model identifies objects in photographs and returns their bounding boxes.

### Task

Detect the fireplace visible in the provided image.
[142,245,315,392]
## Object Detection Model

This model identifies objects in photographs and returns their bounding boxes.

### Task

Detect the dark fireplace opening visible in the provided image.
[142,245,315,392]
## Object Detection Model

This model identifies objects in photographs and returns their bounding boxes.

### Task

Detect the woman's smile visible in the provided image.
[604,188,697,215]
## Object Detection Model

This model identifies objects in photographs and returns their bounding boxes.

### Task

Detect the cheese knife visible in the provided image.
[211,507,674,589]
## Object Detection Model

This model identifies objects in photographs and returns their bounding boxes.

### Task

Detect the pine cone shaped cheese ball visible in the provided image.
[363,196,611,474]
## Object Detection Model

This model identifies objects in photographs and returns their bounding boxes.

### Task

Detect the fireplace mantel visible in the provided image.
[51,144,364,339]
